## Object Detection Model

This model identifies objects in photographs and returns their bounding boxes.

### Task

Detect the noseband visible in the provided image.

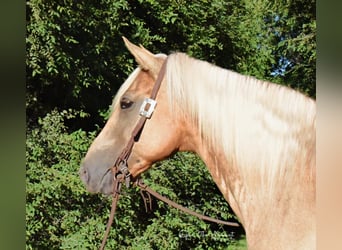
[99,58,239,250]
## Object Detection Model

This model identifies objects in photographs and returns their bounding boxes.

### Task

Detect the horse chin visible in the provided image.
[85,162,151,195]
[84,170,113,195]
[98,171,114,195]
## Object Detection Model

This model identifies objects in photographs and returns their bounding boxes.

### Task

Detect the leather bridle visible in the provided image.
[110,58,168,190]
[99,58,239,250]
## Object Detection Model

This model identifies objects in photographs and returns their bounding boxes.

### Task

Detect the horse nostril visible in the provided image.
[80,167,89,183]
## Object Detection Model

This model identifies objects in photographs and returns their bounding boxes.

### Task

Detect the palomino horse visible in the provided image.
[80,37,316,249]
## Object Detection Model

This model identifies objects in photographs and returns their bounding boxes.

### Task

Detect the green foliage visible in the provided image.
[227,0,316,97]
[275,0,316,97]
[26,0,133,129]
[26,110,243,249]
[26,109,99,249]
[26,0,316,130]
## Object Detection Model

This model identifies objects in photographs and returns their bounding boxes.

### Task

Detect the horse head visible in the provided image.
[79,38,192,194]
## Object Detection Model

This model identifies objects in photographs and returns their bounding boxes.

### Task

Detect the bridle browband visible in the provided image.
[99,58,239,250]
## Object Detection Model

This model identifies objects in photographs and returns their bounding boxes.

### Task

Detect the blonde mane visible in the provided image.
[165,52,316,192]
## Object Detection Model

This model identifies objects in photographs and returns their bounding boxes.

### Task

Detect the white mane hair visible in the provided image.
[165,52,316,192]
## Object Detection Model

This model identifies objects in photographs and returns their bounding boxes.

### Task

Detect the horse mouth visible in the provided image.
[80,158,150,195]
[97,169,114,195]
[80,166,114,195]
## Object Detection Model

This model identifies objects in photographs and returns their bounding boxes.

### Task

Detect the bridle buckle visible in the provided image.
[115,160,131,188]
[139,98,157,118]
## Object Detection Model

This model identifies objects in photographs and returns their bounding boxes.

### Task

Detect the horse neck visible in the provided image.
[191,137,315,249]
[170,60,316,248]
[191,140,245,222]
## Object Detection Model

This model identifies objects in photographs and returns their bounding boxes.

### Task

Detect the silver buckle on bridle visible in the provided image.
[139,98,157,118]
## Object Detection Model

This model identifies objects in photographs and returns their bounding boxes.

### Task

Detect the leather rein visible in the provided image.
[99,59,239,250]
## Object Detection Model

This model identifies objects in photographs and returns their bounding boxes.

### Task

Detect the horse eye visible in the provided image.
[120,97,134,109]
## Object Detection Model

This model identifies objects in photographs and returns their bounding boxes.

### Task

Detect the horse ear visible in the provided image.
[122,36,160,77]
